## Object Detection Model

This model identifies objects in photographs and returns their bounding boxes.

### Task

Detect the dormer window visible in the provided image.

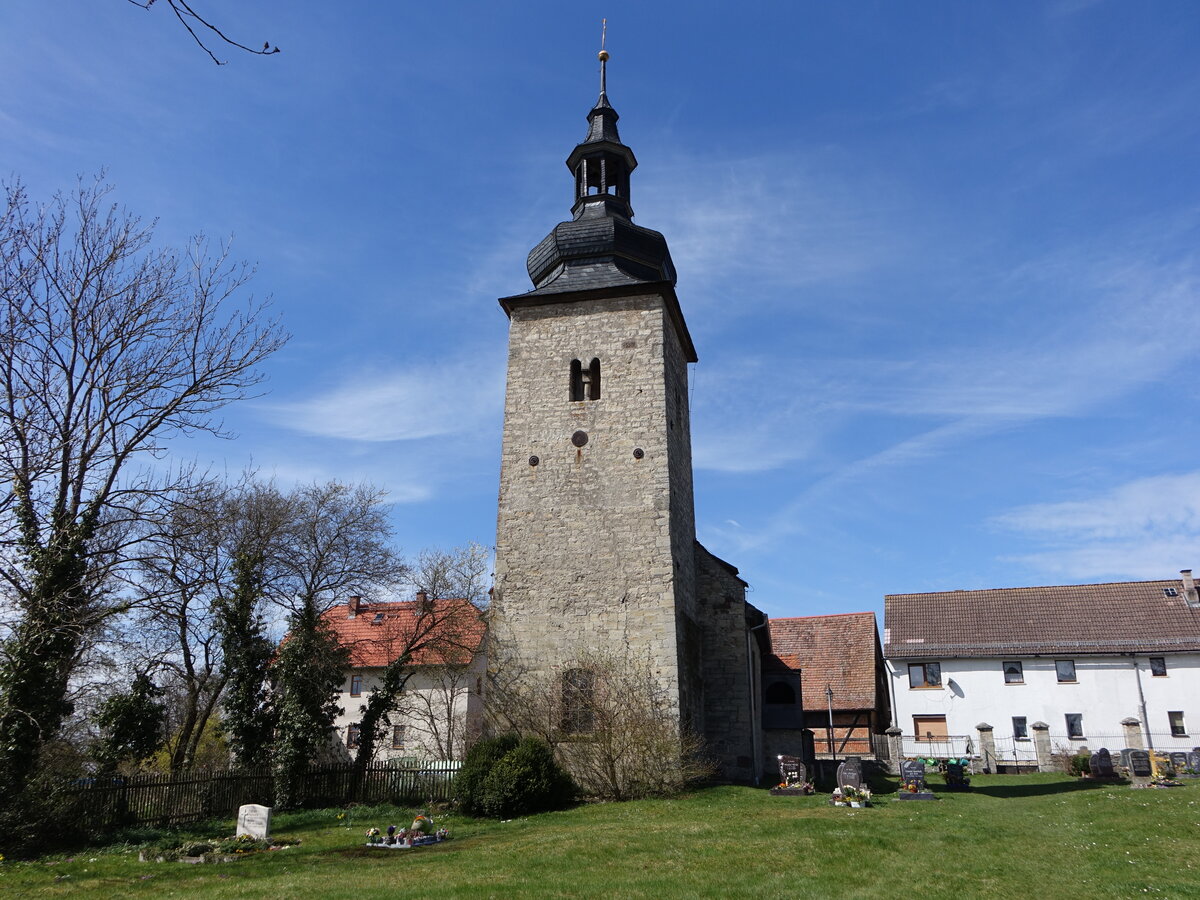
[570,358,601,401]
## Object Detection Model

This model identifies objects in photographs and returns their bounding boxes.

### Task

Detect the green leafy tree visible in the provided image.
[270,594,348,808]
[216,549,277,769]
[92,673,167,773]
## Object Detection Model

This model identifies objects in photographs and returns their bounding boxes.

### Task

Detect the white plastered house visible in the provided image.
[883,569,1200,768]
[324,594,486,761]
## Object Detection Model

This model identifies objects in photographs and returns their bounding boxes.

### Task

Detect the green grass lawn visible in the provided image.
[3,774,1198,898]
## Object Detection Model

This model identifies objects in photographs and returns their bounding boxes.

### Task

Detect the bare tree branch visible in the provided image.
[125,0,280,66]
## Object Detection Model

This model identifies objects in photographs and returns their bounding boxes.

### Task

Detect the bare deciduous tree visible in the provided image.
[489,647,714,801]
[0,174,285,804]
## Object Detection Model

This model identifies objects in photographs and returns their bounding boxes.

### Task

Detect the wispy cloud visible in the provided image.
[994,472,1200,579]
[261,352,504,443]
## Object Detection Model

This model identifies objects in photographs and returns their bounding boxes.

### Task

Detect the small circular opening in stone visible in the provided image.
[571,430,588,448]
[633,448,644,459]
[528,455,539,467]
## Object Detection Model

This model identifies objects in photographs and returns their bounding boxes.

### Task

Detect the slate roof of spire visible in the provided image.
[883,578,1200,659]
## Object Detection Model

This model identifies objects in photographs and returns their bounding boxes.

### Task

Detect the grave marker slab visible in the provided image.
[1186,751,1200,775]
[836,757,863,792]
[1169,752,1189,773]
[778,755,806,787]
[1089,748,1117,779]
[1127,749,1152,788]
[897,759,936,801]
[237,804,272,841]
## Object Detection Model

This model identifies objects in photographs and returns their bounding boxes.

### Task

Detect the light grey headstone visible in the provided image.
[237,803,272,840]
[1169,752,1188,772]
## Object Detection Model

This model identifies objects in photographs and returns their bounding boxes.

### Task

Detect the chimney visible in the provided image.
[416,590,433,612]
[1182,570,1199,608]
[347,595,364,618]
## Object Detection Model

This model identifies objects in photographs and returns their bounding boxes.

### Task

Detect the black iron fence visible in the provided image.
[67,760,461,831]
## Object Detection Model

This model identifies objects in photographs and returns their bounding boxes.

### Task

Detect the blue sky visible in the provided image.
[3,1,1199,622]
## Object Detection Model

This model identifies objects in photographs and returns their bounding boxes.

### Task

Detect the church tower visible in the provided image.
[491,47,764,780]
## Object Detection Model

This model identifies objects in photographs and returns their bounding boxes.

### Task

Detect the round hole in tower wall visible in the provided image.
[528,455,539,467]
[571,430,588,448]
[633,448,644,459]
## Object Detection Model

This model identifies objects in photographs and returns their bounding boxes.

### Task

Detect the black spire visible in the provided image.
[523,44,676,295]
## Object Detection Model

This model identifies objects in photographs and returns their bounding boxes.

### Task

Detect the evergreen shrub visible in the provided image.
[455,735,576,818]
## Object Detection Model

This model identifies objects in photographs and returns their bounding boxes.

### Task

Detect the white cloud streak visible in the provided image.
[262,353,505,443]
[994,472,1200,580]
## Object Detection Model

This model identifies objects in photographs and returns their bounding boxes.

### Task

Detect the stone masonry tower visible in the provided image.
[490,51,765,781]
[491,54,704,724]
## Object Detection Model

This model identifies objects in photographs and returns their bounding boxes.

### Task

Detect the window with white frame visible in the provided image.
[1150,657,1167,677]
[1055,660,1077,683]
[1003,661,1024,684]
[1169,711,1186,737]
[1065,713,1084,739]
[1012,716,1028,739]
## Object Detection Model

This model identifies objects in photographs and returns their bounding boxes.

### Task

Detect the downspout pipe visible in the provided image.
[1131,655,1154,754]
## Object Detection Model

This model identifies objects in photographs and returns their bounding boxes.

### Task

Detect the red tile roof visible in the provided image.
[884,578,1200,659]
[321,598,485,669]
[765,612,881,710]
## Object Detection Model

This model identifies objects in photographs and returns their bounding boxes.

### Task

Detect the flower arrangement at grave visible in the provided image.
[364,815,449,848]
[774,779,815,794]
[831,785,872,807]
[1149,775,1183,788]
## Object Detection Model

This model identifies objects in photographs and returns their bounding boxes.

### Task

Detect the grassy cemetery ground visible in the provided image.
[3,773,1198,898]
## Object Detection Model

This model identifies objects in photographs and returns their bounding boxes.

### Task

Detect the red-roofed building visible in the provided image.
[762,612,890,766]
[325,593,487,761]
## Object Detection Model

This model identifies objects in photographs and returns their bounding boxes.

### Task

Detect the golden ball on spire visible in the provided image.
[598,49,610,62]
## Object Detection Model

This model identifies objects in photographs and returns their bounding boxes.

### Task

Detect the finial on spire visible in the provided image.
[598,18,608,97]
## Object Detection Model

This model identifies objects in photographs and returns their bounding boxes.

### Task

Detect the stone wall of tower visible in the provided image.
[695,545,762,782]
[491,291,697,712]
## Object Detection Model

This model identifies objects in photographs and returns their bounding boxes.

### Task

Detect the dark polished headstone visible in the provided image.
[837,757,863,791]
[1128,750,1152,777]
[778,754,806,787]
[897,759,936,800]
[1089,748,1116,778]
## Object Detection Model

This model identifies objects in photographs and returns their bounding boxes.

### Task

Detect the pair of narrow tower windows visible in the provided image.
[570,358,602,401]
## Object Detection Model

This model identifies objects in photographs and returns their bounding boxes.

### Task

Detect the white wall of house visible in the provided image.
[331,658,485,762]
[886,652,1200,754]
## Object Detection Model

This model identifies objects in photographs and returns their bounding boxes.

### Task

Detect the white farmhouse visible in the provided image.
[324,594,486,761]
[883,570,1200,770]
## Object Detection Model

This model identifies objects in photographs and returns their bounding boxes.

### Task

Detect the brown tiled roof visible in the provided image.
[884,578,1200,659]
[320,598,485,669]
[765,612,880,710]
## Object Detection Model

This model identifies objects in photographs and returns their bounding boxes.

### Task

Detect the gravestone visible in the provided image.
[1119,748,1134,769]
[1169,752,1189,773]
[1185,751,1200,775]
[1127,749,1152,788]
[897,759,935,801]
[944,761,970,790]
[770,755,809,795]
[778,755,807,787]
[836,757,863,792]
[1089,748,1117,779]
[237,804,272,841]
